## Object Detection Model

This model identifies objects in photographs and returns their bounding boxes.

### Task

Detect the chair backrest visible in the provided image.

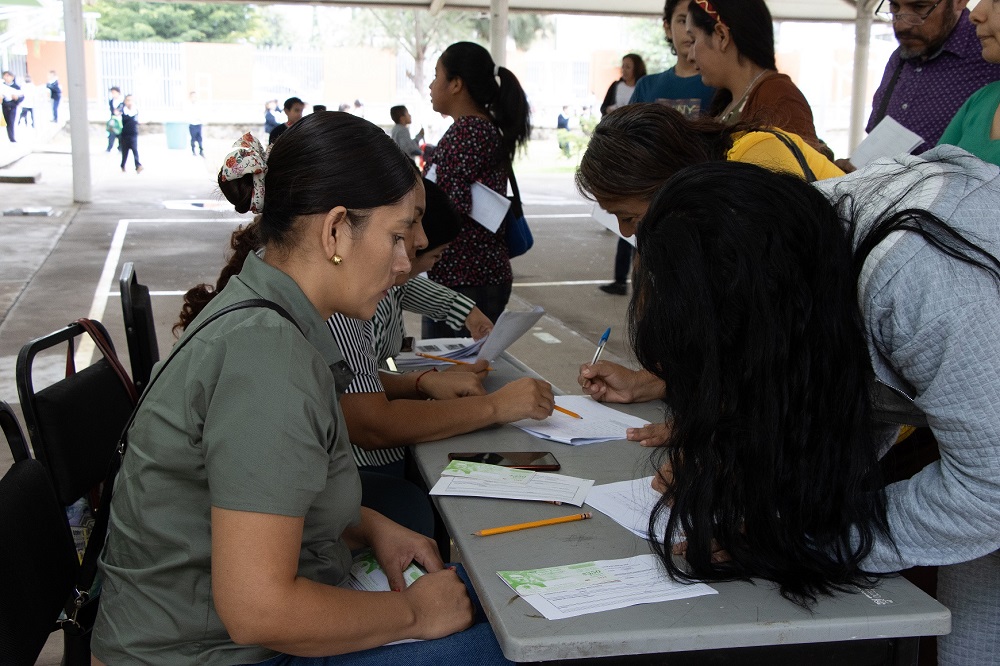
[119,262,160,392]
[1,400,30,462]
[0,458,80,665]
[16,320,137,507]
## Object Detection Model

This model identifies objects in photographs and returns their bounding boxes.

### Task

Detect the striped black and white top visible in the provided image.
[327,275,476,468]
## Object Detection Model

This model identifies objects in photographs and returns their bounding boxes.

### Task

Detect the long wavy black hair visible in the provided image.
[632,161,891,606]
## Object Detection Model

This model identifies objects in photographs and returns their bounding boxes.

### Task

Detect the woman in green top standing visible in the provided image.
[92,112,513,665]
[939,0,1000,164]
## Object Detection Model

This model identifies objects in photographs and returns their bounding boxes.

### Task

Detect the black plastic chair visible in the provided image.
[0,458,80,665]
[119,261,160,392]
[1,399,30,463]
[16,319,137,508]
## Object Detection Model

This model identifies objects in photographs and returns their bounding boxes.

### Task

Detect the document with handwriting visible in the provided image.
[585,476,668,542]
[511,396,651,445]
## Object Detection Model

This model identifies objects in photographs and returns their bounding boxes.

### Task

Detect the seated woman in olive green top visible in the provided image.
[92,114,512,666]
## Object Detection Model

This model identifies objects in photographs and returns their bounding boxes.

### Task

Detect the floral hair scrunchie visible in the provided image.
[219,132,268,213]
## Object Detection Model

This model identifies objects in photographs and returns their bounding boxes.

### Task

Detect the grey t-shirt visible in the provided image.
[93,252,361,665]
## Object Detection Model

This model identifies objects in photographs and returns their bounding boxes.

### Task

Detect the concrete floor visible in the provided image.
[0,124,640,664]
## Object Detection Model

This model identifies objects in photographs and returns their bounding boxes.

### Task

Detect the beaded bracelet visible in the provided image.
[414,367,438,397]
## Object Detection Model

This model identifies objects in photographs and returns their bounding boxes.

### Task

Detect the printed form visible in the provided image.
[498,554,717,620]
[429,460,594,506]
[585,476,669,542]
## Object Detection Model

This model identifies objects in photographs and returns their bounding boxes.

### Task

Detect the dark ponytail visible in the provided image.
[440,41,531,163]
[179,111,418,333]
[173,221,262,335]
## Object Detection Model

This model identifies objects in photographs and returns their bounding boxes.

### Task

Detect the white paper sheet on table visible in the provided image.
[850,116,924,168]
[591,204,636,247]
[585,476,668,542]
[497,554,717,620]
[429,460,594,506]
[511,395,651,445]
[475,306,545,362]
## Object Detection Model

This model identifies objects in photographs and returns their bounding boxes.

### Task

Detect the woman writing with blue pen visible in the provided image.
[578,144,1000,661]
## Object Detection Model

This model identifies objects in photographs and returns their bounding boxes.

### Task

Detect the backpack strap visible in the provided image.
[68,298,301,630]
[760,129,817,184]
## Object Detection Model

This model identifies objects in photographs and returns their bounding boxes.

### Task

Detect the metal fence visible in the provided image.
[93,41,185,111]
[253,47,324,107]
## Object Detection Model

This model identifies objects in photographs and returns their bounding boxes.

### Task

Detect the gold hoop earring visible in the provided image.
[331,254,343,266]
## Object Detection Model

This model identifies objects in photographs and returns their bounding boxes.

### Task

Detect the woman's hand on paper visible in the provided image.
[465,307,494,340]
[490,377,554,422]
[628,421,672,447]
[364,509,444,592]
[578,362,666,404]
[418,368,486,399]
[403,568,475,639]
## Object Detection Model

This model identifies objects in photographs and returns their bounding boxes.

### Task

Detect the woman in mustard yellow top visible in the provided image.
[577,103,841,240]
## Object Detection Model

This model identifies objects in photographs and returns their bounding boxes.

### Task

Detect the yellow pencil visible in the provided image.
[415,352,494,371]
[474,512,592,537]
[554,404,582,419]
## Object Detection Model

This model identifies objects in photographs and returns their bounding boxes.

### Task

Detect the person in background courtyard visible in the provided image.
[187,91,205,157]
[268,96,305,145]
[17,75,36,129]
[45,70,60,123]
[390,104,424,158]
[120,94,143,174]
[1,71,21,142]
[263,99,281,138]
[600,53,646,116]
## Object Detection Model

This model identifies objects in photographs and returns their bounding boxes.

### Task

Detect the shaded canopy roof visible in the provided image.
[249,0,861,22]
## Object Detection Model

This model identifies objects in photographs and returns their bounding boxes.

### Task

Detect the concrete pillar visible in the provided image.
[63,0,92,203]
[849,1,877,155]
[490,0,508,68]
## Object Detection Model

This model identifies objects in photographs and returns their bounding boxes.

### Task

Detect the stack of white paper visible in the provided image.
[512,396,651,445]
[429,460,594,507]
[497,554,717,620]
[394,337,483,368]
[585,477,669,542]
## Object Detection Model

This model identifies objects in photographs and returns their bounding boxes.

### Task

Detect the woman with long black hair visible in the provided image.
[422,41,531,338]
[583,148,1000,663]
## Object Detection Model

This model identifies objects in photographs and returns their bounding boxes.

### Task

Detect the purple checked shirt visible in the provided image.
[867,10,1000,154]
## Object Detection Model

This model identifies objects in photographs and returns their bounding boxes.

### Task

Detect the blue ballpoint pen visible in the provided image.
[591,327,611,365]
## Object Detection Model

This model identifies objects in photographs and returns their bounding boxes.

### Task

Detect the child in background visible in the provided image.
[120,95,143,174]
[106,108,123,154]
[390,105,424,158]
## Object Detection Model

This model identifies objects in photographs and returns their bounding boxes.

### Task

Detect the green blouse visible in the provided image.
[939,80,1000,166]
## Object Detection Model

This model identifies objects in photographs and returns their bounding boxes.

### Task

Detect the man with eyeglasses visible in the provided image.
[839,0,1000,171]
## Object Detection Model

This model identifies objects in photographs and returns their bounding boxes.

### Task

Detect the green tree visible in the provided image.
[353,8,480,93]
[624,16,677,75]
[471,14,552,51]
[91,1,279,44]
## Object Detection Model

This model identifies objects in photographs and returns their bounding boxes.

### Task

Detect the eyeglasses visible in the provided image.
[874,0,944,26]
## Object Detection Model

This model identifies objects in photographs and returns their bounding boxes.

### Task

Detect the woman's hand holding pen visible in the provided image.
[488,377,554,422]
[578,361,666,404]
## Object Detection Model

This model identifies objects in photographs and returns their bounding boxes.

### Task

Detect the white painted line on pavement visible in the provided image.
[79,217,242,367]
[513,279,629,287]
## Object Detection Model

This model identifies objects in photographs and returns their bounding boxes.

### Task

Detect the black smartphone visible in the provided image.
[447,451,561,471]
